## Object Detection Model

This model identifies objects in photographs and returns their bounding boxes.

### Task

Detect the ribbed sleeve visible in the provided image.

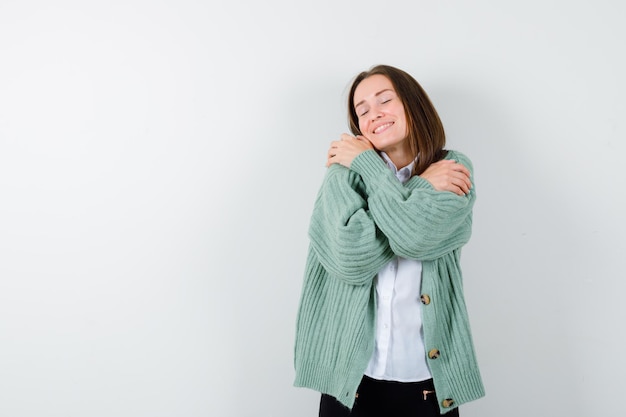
[350,149,475,261]
[308,163,395,285]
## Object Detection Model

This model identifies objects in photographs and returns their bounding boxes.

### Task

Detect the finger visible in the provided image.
[452,162,471,177]
[458,176,472,194]
[457,180,470,195]
[446,176,465,195]
[441,182,464,196]
[446,167,471,189]
[340,133,355,141]
[452,171,472,191]
[460,178,472,194]
[447,178,467,196]
[461,173,472,190]
[443,171,468,193]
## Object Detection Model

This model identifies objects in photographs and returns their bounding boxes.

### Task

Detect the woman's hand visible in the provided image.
[420,159,472,196]
[326,134,374,168]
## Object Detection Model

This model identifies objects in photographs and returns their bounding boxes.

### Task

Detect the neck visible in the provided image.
[383,146,414,169]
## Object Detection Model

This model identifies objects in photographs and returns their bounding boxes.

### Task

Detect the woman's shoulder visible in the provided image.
[321,163,367,198]
[443,149,474,172]
[325,163,363,183]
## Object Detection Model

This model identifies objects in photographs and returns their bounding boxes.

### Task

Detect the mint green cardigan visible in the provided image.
[294,149,485,414]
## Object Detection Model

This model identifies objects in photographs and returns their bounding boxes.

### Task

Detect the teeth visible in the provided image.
[374,122,392,133]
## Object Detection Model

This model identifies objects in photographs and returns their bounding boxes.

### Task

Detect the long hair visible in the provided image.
[347,65,447,175]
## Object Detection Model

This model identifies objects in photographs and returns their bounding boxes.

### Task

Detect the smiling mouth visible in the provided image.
[373,122,393,134]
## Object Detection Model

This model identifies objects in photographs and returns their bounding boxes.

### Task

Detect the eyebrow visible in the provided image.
[354,88,394,109]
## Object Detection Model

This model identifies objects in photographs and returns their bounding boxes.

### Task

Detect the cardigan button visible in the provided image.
[420,294,431,305]
[442,398,455,408]
[428,349,440,359]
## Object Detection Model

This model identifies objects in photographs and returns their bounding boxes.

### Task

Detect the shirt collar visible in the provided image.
[380,152,416,184]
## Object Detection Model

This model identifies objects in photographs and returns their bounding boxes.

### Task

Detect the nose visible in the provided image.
[370,105,384,120]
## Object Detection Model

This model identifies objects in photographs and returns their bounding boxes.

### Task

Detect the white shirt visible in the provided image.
[364,153,432,382]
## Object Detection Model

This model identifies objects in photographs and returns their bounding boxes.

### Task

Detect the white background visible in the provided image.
[1,1,624,416]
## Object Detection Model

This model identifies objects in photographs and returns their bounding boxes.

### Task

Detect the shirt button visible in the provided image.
[428,349,440,359]
[442,398,455,408]
[420,294,431,305]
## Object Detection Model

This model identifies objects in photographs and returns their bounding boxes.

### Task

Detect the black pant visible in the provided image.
[319,376,459,417]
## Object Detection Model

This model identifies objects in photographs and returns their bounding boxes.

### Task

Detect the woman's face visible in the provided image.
[353,74,409,156]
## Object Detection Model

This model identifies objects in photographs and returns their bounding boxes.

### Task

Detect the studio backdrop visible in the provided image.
[0,1,624,416]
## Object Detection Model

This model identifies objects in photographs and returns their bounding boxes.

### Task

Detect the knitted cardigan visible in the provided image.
[294,149,485,414]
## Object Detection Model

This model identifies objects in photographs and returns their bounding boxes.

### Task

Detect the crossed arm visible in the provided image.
[326,133,472,196]
[309,135,475,284]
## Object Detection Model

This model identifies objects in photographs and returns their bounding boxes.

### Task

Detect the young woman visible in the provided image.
[294,65,485,416]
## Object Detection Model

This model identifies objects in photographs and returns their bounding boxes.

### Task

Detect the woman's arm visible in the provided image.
[349,150,476,261]
[308,163,395,285]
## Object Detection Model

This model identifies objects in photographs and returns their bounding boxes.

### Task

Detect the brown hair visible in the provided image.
[347,65,447,176]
